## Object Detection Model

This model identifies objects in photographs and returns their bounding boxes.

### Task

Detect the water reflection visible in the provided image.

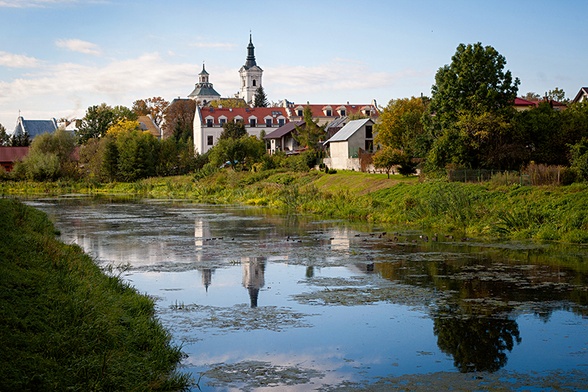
[28,199,588,389]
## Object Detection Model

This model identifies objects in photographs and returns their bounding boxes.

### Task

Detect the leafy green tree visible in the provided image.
[209,135,265,170]
[15,129,77,180]
[547,87,566,103]
[0,123,9,146]
[210,98,248,109]
[116,130,158,181]
[294,107,325,152]
[220,121,247,140]
[426,42,520,170]
[372,146,404,178]
[77,103,136,144]
[253,86,269,108]
[569,137,588,181]
[375,97,429,158]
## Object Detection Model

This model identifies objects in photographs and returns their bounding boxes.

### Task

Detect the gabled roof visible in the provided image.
[264,121,304,139]
[198,107,288,123]
[137,116,161,138]
[573,87,588,103]
[324,118,373,144]
[514,97,537,107]
[288,103,379,118]
[12,117,58,138]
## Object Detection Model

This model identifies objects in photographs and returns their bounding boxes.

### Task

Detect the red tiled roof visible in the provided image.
[289,104,379,118]
[198,107,288,124]
[0,146,29,162]
[514,97,537,106]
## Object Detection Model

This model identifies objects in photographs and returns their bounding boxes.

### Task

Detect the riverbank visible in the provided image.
[0,198,190,391]
[2,169,588,243]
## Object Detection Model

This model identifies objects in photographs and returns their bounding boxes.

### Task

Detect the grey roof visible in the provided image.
[12,117,58,139]
[323,118,373,144]
[264,121,304,139]
[188,83,221,98]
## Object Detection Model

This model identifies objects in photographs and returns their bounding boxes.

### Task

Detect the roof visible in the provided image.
[264,121,305,139]
[573,87,588,103]
[137,116,161,138]
[12,117,58,138]
[188,83,221,98]
[288,103,379,118]
[0,146,29,162]
[514,97,537,106]
[198,107,288,124]
[324,118,373,144]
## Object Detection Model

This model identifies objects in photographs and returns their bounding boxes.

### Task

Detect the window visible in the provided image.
[265,118,272,127]
[340,109,346,116]
[365,140,373,152]
[235,117,243,123]
[297,110,303,116]
[250,118,257,127]
[206,118,213,127]
[219,118,226,126]
[253,79,256,87]
[325,109,332,116]
[365,125,373,139]
[278,118,285,127]
[207,135,214,146]
[364,109,371,116]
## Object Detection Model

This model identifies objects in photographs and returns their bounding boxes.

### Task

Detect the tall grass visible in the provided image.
[0,198,191,391]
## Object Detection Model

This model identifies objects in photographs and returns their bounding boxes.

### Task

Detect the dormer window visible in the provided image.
[206,118,213,127]
[278,118,285,127]
[326,109,332,116]
[297,109,303,116]
[265,118,272,127]
[219,117,226,126]
[249,118,257,127]
[234,116,243,123]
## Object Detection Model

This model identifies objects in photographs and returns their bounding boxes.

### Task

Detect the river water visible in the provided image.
[28,197,588,391]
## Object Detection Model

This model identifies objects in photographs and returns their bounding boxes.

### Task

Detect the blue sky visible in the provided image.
[0,0,586,129]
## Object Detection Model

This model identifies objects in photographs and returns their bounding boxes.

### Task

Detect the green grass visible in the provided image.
[2,170,588,243]
[0,198,191,391]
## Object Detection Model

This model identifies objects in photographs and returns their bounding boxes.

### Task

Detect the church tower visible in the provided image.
[188,63,221,105]
[238,34,263,105]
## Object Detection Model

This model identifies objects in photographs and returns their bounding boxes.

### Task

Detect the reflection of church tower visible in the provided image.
[201,268,213,292]
[238,34,263,105]
[188,63,221,105]
[242,257,266,308]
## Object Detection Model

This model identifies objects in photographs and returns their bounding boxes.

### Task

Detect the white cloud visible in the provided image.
[0,0,79,7]
[0,51,41,68]
[56,38,101,56]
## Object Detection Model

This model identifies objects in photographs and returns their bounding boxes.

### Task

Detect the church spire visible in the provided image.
[245,33,257,69]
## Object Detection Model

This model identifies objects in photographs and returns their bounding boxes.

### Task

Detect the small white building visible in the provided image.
[323,118,375,171]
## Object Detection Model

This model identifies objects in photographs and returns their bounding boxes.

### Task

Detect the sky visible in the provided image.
[0,0,587,130]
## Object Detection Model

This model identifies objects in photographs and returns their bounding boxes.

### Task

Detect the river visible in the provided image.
[28,197,588,391]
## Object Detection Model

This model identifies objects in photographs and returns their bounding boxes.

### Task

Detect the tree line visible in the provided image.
[373,42,588,183]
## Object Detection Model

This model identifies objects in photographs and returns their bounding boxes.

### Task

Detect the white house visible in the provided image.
[323,118,376,171]
[193,106,288,154]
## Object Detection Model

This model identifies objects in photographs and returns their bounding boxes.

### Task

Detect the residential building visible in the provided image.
[323,118,376,171]
[10,116,58,139]
[284,102,379,126]
[573,87,588,103]
[264,121,304,155]
[193,106,288,154]
[0,146,28,172]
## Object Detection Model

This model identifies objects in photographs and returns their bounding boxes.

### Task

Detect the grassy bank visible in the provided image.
[0,198,190,391]
[2,169,588,243]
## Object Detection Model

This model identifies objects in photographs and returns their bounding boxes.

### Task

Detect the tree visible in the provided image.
[15,129,77,180]
[253,86,268,108]
[209,98,248,109]
[220,121,247,140]
[294,107,325,152]
[372,146,404,178]
[547,87,566,103]
[0,123,9,146]
[163,99,195,141]
[523,92,540,101]
[10,131,31,147]
[209,135,265,170]
[132,97,169,127]
[426,42,520,170]
[77,103,136,144]
[375,97,429,159]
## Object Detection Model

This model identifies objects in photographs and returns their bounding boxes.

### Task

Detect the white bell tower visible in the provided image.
[238,34,263,105]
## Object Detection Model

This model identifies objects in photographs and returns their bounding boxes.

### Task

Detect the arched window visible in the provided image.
[253,79,256,87]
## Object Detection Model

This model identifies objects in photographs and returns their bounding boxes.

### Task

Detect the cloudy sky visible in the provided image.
[0,0,586,129]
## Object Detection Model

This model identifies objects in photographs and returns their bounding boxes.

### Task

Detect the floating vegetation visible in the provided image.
[164,303,315,334]
[316,369,588,391]
[203,360,324,391]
